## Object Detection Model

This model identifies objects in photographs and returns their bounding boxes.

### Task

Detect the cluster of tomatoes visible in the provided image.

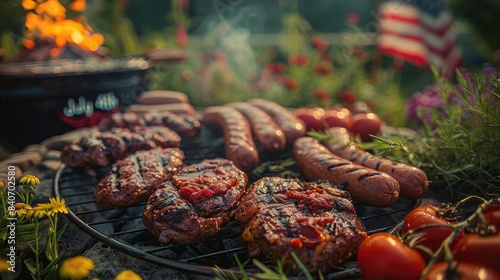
[357,200,500,280]
[294,106,382,142]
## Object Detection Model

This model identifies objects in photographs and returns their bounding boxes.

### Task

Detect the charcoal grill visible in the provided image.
[53,126,419,279]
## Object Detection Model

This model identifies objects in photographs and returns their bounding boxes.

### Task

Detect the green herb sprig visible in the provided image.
[359,68,500,201]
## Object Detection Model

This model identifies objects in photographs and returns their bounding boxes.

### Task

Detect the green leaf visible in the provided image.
[0,227,7,241]
[290,252,313,280]
[23,258,37,277]
[40,256,62,276]
[15,223,38,242]
[56,223,67,242]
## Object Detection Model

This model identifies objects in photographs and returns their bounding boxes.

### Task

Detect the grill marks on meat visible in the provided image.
[98,111,201,138]
[142,158,248,244]
[61,126,181,168]
[94,147,185,208]
[203,106,259,172]
[235,177,367,273]
[293,137,400,207]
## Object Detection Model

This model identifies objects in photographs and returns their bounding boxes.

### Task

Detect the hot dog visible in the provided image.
[323,127,429,200]
[203,106,259,172]
[137,90,189,105]
[126,103,196,117]
[226,102,287,153]
[293,136,400,207]
[247,98,306,144]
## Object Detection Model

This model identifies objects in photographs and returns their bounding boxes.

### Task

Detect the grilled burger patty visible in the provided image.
[94,147,185,208]
[142,158,248,244]
[61,126,181,168]
[235,177,367,273]
[98,111,201,138]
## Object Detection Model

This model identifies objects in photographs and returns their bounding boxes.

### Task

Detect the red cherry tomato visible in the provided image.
[294,107,325,131]
[320,108,352,131]
[401,204,464,262]
[424,261,500,280]
[350,113,381,142]
[453,234,500,275]
[480,204,500,232]
[357,232,426,280]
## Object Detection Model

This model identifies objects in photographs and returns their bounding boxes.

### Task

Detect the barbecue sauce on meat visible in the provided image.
[142,158,248,245]
[235,177,367,273]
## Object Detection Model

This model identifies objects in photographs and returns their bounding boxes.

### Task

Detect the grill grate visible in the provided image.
[53,127,418,278]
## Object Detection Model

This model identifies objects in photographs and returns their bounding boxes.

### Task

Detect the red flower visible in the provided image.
[350,46,367,61]
[280,76,299,91]
[178,0,189,11]
[392,56,405,70]
[310,37,329,52]
[250,81,268,92]
[320,53,333,62]
[313,63,333,75]
[313,89,331,102]
[338,91,357,104]
[347,13,360,25]
[288,54,309,66]
[266,62,287,74]
[202,51,226,63]
[176,26,188,47]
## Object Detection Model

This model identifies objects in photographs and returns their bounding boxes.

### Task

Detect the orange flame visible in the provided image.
[22,0,104,53]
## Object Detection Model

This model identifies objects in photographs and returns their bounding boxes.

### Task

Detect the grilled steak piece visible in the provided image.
[235,177,367,273]
[61,126,181,168]
[142,158,248,244]
[98,111,201,138]
[94,147,185,208]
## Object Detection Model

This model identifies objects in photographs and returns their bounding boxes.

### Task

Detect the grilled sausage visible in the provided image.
[226,102,287,153]
[137,90,189,105]
[126,103,196,117]
[203,106,259,172]
[293,136,400,207]
[323,127,429,199]
[247,98,306,144]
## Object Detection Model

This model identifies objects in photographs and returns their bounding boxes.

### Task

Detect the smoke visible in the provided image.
[190,1,283,79]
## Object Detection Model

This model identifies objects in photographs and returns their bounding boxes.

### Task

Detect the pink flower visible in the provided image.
[313,63,333,75]
[176,26,188,47]
[350,46,367,61]
[320,53,333,62]
[250,81,268,92]
[310,37,329,52]
[266,62,287,74]
[313,89,331,102]
[338,91,357,104]
[280,76,299,91]
[178,0,189,11]
[347,13,360,25]
[288,54,309,66]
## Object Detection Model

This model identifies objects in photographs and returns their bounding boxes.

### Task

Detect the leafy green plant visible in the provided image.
[358,67,500,201]
[0,175,68,280]
[212,252,315,280]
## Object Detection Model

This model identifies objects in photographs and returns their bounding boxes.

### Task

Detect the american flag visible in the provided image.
[377,0,462,77]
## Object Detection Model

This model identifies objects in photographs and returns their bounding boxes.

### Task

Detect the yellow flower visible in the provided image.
[46,197,69,215]
[28,206,47,219]
[0,258,10,272]
[19,174,40,186]
[115,270,142,280]
[22,0,37,10]
[14,202,33,217]
[59,256,94,280]
[69,0,86,12]
[33,197,68,217]
[0,180,4,189]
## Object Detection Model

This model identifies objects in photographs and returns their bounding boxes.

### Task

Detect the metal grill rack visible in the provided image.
[53,127,418,278]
